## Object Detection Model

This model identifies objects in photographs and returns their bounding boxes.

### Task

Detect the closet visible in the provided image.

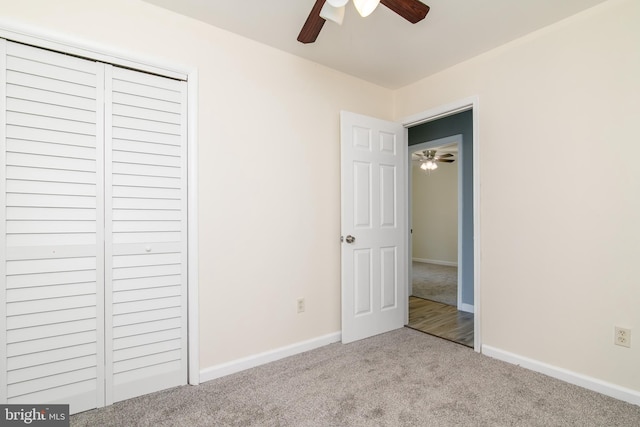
[0,39,188,414]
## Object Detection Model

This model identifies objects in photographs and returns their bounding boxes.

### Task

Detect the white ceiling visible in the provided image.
[141,0,607,89]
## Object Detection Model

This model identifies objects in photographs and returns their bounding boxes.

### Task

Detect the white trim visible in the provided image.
[412,258,458,267]
[472,99,481,351]
[96,63,107,408]
[199,332,342,383]
[401,95,481,353]
[0,19,201,389]
[459,303,474,314]
[472,98,481,351]
[402,96,478,128]
[187,72,200,385]
[0,20,187,80]
[0,38,7,404]
[483,345,640,406]
[405,127,411,309]
[455,136,464,312]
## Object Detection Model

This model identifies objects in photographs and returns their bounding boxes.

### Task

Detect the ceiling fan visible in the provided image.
[298,0,430,44]
[412,149,454,171]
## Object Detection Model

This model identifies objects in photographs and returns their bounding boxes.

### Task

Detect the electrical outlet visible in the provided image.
[297,298,305,314]
[614,326,631,348]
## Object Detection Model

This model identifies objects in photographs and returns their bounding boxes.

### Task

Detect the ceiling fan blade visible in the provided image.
[298,0,327,44]
[437,153,454,158]
[436,159,455,163]
[380,0,430,24]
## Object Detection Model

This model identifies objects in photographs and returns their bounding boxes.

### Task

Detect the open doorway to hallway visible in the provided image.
[405,109,475,347]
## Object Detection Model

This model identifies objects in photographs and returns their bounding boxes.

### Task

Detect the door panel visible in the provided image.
[381,246,397,309]
[353,162,372,227]
[354,249,372,315]
[1,39,104,414]
[104,65,188,405]
[341,111,406,343]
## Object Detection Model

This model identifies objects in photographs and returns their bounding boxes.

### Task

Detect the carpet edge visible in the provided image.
[199,331,342,383]
[483,344,640,406]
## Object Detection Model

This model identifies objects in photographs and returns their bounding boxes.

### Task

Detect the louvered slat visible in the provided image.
[6,138,97,159]
[6,317,96,342]
[6,206,96,221]
[112,307,182,328]
[112,209,181,221]
[114,327,181,350]
[113,285,181,303]
[112,274,181,292]
[7,125,96,147]
[113,317,181,339]
[7,343,97,371]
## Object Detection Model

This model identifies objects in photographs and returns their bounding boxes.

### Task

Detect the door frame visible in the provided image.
[0,22,201,384]
[401,96,481,352]
[408,135,464,311]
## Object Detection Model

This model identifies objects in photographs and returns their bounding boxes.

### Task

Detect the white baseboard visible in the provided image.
[482,345,640,406]
[199,332,341,383]
[459,303,474,313]
[413,258,458,267]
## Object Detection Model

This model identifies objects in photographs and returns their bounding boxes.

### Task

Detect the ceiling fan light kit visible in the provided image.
[413,149,455,174]
[420,160,438,171]
[353,0,381,17]
[297,0,430,44]
[320,2,346,25]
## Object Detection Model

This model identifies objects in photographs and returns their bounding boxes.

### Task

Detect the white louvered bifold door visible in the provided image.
[104,65,188,404]
[1,40,188,413]
[0,40,105,413]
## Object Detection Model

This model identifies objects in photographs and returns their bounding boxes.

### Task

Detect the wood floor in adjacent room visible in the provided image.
[407,296,474,347]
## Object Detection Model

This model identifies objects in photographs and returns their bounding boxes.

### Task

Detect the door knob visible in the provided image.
[345,235,356,244]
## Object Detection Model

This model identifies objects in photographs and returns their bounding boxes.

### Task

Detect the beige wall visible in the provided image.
[397,0,640,392]
[0,0,394,369]
[412,162,458,264]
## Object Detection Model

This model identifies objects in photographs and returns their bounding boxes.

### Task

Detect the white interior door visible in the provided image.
[340,111,406,343]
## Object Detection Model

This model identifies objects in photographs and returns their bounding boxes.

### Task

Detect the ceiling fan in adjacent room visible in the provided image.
[412,149,455,171]
[298,0,430,44]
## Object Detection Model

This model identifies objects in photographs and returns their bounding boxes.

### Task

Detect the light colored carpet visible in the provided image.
[412,261,457,306]
[71,328,640,426]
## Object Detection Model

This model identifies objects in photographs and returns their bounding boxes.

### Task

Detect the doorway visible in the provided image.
[403,108,477,348]
[409,137,461,306]
[339,99,480,351]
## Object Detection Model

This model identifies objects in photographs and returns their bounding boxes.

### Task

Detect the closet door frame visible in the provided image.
[0,23,201,387]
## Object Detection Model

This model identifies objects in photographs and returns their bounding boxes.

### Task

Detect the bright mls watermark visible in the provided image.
[1,405,69,426]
